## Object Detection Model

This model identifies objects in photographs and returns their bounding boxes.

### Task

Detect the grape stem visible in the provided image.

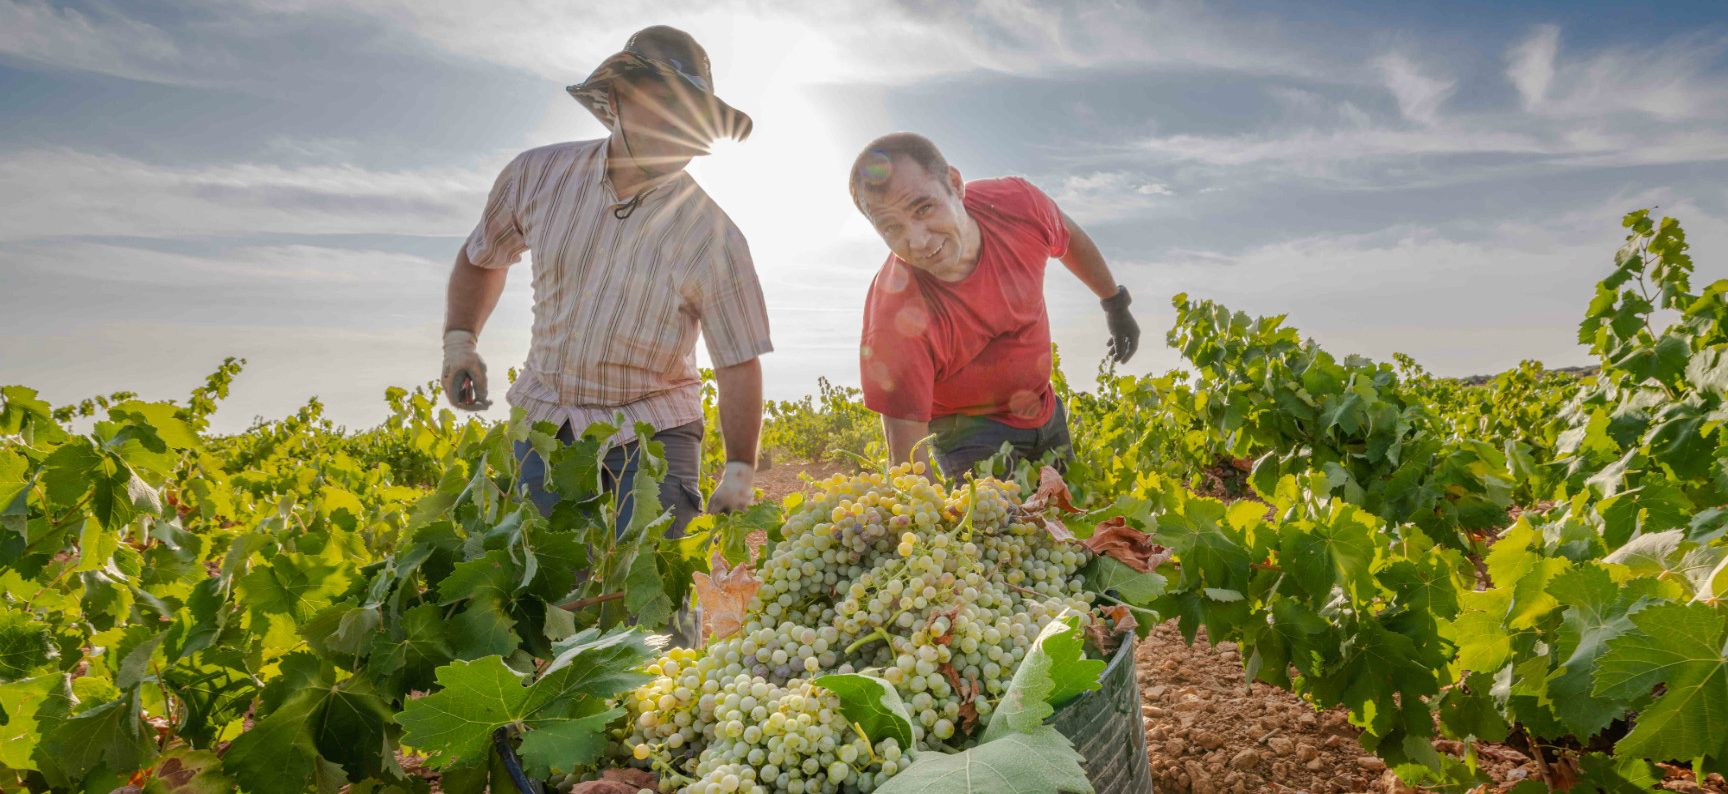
[844,628,891,654]
[558,590,626,611]
[1096,592,1160,619]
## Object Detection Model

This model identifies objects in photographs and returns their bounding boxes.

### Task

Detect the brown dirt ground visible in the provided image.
[754,457,857,502]
[1135,621,1728,794]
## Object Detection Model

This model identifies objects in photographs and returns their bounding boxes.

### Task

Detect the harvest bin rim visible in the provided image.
[496,629,1156,793]
[1051,630,1157,793]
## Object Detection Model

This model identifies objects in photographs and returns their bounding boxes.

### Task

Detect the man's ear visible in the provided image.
[948,165,965,199]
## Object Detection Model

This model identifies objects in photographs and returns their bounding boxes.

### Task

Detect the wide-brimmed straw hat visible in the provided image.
[566,25,753,143]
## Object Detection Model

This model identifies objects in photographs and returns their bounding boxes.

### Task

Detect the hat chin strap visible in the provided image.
[607,95,665,220]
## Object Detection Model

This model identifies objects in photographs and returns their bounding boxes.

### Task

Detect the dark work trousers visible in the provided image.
[513,420,704,646]
[929,400,1074,479]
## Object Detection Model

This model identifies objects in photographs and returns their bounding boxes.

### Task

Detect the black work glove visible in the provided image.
[1102,286,1140,363]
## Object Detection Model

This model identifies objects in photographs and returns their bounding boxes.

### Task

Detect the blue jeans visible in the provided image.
[930,400,1073,479]
[513,420,705,537]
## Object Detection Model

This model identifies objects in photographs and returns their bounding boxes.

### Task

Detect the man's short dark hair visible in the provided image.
[849,133,951,209]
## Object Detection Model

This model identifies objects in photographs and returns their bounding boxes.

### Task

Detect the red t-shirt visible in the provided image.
[860,177,1071,429]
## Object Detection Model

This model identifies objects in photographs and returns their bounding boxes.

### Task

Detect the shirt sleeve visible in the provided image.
[860,274,936,422]
[693,221,774,368]
[1010,177,1071,259]
[463,155,528,269]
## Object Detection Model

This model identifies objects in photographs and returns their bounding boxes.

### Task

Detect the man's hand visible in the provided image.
[441,329,492,410]
[1102,286,1140,364]
[706,461,756,513]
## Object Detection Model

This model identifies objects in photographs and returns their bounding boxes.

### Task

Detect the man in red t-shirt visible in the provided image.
[850,132,1141,477]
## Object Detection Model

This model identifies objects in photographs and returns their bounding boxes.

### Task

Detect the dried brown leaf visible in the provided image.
[1087,604,1139,654]
[692,548,761,643]
[1021,466,1080,514]
[1079,517,1172,573]
[940,663,982,736]
[1042,515,1075,542]
[570,768,660,793]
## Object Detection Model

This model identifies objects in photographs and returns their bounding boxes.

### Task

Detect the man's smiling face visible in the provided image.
[860,155,972,276]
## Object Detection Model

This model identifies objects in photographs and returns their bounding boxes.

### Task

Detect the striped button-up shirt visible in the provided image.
[464,138,773,445]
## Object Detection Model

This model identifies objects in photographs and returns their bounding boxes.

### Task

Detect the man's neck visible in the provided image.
[604,135,680,200]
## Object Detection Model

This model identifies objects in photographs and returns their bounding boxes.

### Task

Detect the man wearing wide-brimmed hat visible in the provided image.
[441,26,770,534]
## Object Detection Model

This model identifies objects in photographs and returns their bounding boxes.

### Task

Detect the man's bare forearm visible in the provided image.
[1057,212,1120,300]
[445,248,509,334]
[882,415,932,469]
[714,358,763,465]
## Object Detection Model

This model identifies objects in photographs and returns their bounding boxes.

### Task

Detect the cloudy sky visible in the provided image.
[3,1,1727,433]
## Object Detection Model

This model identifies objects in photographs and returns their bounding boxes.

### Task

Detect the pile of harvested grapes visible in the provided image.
[567,463,1144,794]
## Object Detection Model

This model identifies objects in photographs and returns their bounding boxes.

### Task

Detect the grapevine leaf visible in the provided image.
[77,515,120,571]
[0,608,54,680]
[1436,671,1509,742]
[1279,502,1380,602]
[0,449,29,517]
[529,627,657,715]
[220,687,347,794]
[1081,555,1166,606]
[982,614,1103,743]
[815,673,916,750]
[1603,529,1724,596]
[396,656,533,770]
[873,725,1092,794]
[437,548,520,604]
[1544,564,1658,737]
[41,438,102,505]
[515,708,622,778]
[401,630,654,771]
[1151,495,1255,593]
[366,603,454,694]
[1484,520,1570,629]
[1592,601,1728,761]
[449,595,520,659]
[1305,619,1441,738]
[521,528,587,602]
[1573,750,1662,793]
[0,674,70,771]
[237,552,351,622]
[225,669,393,787]
[36,689,157,788]
[623,539,674,629]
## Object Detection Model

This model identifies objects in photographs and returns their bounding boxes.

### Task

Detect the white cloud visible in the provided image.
[241,0,1341,89]
[1507,24,1559,109]
[1048,170,1176,224]
[5,239,439,286]
[1374,53,1454,125]
[1137,125,1549,169]
[0,0,190,84]
[0,148,500,240]
[1506,24,1728,121]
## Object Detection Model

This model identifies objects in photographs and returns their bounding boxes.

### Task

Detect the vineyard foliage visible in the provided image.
[0,209,1723,792]
[1059,210,1728,789]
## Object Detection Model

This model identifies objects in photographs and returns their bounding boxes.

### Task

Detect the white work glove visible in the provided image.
[706,461,756,514]
[441,329,492,411]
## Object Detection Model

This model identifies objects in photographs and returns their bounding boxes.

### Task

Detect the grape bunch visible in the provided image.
[594,463,1095,793]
